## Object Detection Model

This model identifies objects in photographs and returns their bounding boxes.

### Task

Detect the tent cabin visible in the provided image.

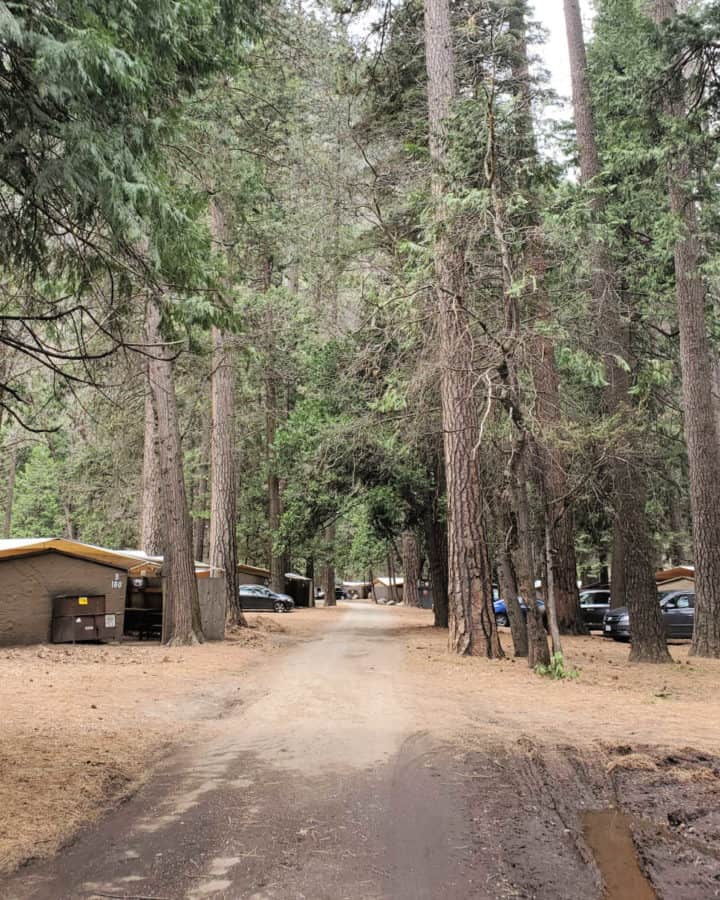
[123,551,218,640]
[284,572,312,607]
[372,576,434,607]
[0,538,218,646]
[656,565,695,593]
[342,580,372,600]
[238,563,271,587]
[373,576,404,604]
[0,539,142,645]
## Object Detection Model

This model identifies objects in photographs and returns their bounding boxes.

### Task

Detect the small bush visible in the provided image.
[535,652,579,680]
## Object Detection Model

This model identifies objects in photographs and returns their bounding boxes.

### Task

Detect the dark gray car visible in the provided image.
[603,591,694,641]
[579,588,611,630]
[239,585,295,612]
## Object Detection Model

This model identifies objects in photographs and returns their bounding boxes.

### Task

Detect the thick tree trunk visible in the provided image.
[509,12,582,634]
[322,523,336,607]
[510,454,550,668]
[145,297,203,646]
[423,0,502,658]
[564,0,670,662]
[402,531,421,607]
[528,238,583,634]
[209,199,242,629]
[615,464,671,662]
[210,325,242,628]
[424,506,449,627]
[611,523,627,608]
[653,0,720,658]
[496,502,528,659]
[192,419,210,563]
[140,368,164,556]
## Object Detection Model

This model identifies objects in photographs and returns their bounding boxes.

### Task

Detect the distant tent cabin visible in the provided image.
[373,575,404,604]
[342,580,373,600]
[373,576,433,608]
[655,566,695,593]
[284,572,312,607]
[0,538,219,646]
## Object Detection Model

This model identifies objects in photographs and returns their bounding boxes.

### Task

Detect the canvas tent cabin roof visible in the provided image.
[0,538,213,646]
[0,538,148,570]
[284,572,312,607]
[342,580,372,599]
[373,575,404,602]
[0,539,211,577]
[656,565,695,593]
[0,539,134,646]
[237,563,270,586]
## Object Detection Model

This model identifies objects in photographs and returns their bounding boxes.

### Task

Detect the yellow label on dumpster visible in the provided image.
[78,597,88,605]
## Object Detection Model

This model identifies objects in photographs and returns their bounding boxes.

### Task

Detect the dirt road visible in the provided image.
[4,603,720,899]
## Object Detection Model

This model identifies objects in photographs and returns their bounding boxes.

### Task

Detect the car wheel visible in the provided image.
[496,614,509,627]
[273,601,285,613]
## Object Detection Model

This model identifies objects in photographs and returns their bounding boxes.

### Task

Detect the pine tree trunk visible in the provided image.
[507,10,583,634]
[322,523,336,607]
[527,234,584,634]
[145,297,204,646]
[423,0,502,658]
[402,531,421,607]
[140,361,164,556]
[495,498,529,658]
[510,452,550,668]
[653,0,720,658]
[210,325,242,628]
[544,508,564,656]
[564,0,670,662]
[611,523,627,608]
[261,256,287,597]
[424,506,449,627]
[192,419,210,563]
[615,463,671,662]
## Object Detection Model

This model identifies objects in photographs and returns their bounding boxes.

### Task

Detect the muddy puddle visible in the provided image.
[582,809,656,900]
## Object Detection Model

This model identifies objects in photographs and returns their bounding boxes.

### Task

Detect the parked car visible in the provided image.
[603,591,695,641]
[314,586,348,601]
[494,598,546,627]
[239,585,295,613]
[579,587,611,630]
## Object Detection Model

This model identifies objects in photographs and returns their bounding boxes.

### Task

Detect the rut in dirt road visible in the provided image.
[4,604,600,900]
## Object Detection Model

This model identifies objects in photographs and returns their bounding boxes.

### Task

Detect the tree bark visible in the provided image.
[509,10,582,634]
[564,0,670,662]
[653,0,720,658]
[615,463,671,662]
[208,199,242,629]
[423,0,502,658]
[544,508,563,657]
[495,499,529,658]
[424,505,449,627]
[510,452,550,668]
[322,523,336,607]
[611,523,627,608]
[145,296,204,646]
[140,359,164,556]
[210,325,242,628]
[192,418,210,563]
[402,531,421,607]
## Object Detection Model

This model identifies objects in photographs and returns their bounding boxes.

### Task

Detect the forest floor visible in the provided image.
[1,602,719,899]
